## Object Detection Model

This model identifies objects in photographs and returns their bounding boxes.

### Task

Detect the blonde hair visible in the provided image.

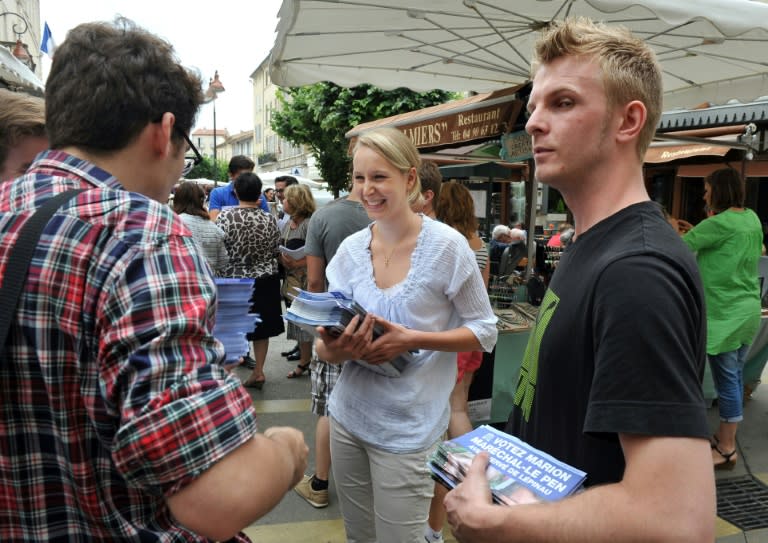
[354,127,422,207]
[284,184,316,220]
[0,89,46,169]
[532,17,662,160]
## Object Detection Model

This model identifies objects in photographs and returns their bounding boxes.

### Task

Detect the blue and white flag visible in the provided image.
[40,22,56,57]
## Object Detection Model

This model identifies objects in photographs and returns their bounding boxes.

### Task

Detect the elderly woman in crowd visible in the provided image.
[280,183,317,378]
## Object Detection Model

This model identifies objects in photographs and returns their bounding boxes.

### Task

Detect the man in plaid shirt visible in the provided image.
[0,18,307,542]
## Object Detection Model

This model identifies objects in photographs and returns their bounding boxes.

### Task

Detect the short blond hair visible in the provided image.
[0,89,46,169]
[354,127,422,207]
[532,17,662,160]
[284,183,316,220]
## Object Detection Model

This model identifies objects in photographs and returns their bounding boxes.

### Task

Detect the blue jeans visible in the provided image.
[709,344,750,423]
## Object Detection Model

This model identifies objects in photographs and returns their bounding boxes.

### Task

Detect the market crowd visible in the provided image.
[0,13,763,543]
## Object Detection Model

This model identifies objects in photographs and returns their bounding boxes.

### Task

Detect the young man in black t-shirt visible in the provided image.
[444,18,715,543]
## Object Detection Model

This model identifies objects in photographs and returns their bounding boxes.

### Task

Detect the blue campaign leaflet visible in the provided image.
[431,425,586,504]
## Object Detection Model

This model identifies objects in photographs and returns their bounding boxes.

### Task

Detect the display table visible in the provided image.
[489,326,531,423]
[467,303,534,425]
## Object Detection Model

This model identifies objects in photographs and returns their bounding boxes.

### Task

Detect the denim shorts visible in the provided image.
[709,344,750,423]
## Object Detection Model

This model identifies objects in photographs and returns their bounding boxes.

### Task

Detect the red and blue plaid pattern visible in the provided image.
[0,151,255,542]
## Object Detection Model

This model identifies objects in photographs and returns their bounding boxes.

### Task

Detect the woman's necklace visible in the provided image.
[383,243,399,267]
[377,222,410,267]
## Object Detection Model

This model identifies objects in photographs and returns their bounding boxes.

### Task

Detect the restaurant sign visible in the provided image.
[399,99,522,149]
[500,130,533,162]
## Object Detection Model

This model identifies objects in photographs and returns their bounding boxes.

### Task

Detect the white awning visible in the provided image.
[0,46,43,95]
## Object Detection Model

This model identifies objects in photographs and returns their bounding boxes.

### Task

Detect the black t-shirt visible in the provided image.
[505,202,709,486]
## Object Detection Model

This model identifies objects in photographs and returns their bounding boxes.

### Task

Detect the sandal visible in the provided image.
[287,363,310,379]
[243,376,266,390]
[713,445,737,471]
[710,434,719,449]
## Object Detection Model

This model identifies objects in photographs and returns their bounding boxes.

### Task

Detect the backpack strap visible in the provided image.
[0,189,86,354]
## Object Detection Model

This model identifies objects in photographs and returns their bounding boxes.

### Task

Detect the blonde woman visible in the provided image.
[280,183,316,378]
[315,127,497,543]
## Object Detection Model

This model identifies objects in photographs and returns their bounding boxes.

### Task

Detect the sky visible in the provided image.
[38,0,284,134]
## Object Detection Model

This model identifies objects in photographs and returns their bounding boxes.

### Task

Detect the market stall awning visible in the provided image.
[644,143,730,163]
[345,85,524,150]
[0,46,43,96]
[439,161,520,180]
[270,0,768,109]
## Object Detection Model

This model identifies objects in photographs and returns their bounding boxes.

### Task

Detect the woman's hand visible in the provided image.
[361,318,415,365]
[316,313,376,363]
[677,219,694,234]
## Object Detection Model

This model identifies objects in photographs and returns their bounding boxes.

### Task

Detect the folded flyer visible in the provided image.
[284,289,413,377]
[279,244,305,260]
[429,425,586,505]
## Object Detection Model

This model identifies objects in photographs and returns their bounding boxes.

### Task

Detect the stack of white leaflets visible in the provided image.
[213,278,261,365]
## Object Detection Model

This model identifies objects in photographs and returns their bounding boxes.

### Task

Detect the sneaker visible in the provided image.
[424,526,444,543]
[294,474,329,508]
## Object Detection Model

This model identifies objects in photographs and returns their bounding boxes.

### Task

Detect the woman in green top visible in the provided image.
[681,168,762,470]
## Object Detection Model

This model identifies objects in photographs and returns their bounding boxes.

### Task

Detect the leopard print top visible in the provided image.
[216,207,280,278]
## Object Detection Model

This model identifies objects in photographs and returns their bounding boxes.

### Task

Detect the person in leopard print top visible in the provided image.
[217,172,285,388]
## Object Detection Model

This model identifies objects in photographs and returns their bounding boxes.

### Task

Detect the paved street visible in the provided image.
[235,331,768,543]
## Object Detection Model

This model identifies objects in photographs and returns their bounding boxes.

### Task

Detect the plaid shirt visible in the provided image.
[0,151,256,542]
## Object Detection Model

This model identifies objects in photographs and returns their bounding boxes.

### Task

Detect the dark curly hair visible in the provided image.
[45,18,203,153]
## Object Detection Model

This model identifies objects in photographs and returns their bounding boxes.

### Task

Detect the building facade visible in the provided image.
[250,55,318,178]
[0,0,43,94]
[219,130,254,165]
[191,127,229,161]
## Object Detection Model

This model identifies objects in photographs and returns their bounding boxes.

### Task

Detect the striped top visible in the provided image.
[473,238,488,272]
[179,213,229,274]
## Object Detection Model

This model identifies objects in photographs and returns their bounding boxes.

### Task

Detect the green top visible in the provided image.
[683,208,762,355]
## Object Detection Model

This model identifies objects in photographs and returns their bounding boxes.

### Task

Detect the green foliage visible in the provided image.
[271,82,456,196]
[186,156,227,183]
[258,152,277,165]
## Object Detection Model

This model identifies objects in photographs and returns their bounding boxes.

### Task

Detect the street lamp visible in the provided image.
[204,70,225,185]
[1,11,33,69]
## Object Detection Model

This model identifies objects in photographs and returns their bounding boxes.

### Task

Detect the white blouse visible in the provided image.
[326,216,497,453]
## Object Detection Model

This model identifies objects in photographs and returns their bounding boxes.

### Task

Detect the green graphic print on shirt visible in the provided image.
[513,288,560,422]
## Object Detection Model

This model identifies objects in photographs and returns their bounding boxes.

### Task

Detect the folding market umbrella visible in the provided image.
[270,0,768,110]
[269,0,768,277]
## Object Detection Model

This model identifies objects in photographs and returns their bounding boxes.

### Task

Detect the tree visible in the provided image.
[186,156,227,183]
[271,83,455,197]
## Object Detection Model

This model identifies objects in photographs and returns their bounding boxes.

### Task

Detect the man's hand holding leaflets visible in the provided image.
[432,425,586,506]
